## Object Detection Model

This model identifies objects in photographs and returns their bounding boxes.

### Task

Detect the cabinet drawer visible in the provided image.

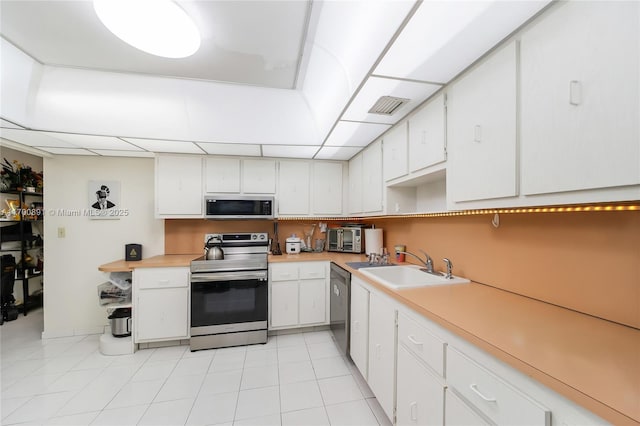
[270,263,299,281]
[299,262,326,280]
[447,346,550,425]
[136,267,189,289]
[398,312,445,377]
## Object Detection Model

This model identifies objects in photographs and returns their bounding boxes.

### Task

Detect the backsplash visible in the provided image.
[165,210,639,329]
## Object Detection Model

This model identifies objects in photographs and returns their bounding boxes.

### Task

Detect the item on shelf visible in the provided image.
[108,271,132,290]
[1,254,18,323]
[108,308,132,337]
[97,281,131,305]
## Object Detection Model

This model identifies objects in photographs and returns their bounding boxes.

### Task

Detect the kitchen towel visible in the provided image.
[364,228,383,255]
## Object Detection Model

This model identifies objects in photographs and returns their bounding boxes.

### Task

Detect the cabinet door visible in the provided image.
[397,345,445,426]
[444,389,490,426]
[205,158,240,193]
[243,159,276,194]
[156,155,203,216]
[136,287,189,342]
[362,140,383,213]
[408,93,446,172]
[299,279,326,325]
[348,153,363,214]
[447,41,517,203]
[312,162,343,215]
[383,122,408,181]
[270,280,298,328]
[520,1,640,195]
[278,161,310,215]
[368,291,396,421]
[349,278,370,379]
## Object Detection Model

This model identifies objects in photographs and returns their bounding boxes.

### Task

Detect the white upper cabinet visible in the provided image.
[278,160,310,215]
[348,153,363,214]
[205,158,240,193]
[243,159,276,194]
[520,1,640,196]
[155,155,203,218]
[383,122,408,181]
[408,92,447,173]
[312,162,343,215]
[446,41,518,205]
[363,140,384,213]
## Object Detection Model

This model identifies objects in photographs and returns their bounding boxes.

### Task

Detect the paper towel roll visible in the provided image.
[364,229,383,255]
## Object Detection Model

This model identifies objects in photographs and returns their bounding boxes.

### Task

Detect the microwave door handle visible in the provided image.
[337,230,343,250]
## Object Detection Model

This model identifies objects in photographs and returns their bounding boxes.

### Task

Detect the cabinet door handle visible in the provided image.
[407,335,423,346]
[376,343,381,359]
[474,125,482,143]
[470,384,497,402]
[410,401,418,421]
[569,80,582,106]
[354,320,359,332]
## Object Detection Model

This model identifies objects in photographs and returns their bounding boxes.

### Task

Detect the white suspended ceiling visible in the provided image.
[0,0,551,161]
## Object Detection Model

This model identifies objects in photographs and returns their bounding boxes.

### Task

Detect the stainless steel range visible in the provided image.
[190,232,269,351]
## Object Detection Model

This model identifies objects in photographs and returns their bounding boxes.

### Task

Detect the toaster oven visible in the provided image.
[327,227,364,253]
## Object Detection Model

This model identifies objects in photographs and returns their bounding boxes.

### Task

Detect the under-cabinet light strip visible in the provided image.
[276,203,639,221]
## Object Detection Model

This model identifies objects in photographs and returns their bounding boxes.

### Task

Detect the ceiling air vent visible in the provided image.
[368,96,410,115]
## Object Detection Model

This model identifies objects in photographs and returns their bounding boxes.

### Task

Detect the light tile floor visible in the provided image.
[1,309,391,426]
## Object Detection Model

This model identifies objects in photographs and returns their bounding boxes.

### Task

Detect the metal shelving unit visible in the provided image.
[0,190,44,316]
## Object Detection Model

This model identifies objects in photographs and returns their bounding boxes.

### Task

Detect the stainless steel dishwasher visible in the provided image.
[329,263,351,355]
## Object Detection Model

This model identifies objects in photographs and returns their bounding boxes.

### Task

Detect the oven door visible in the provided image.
[190,270,268,336]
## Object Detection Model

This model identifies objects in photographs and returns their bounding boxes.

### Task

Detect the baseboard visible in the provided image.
[41,325,104,340]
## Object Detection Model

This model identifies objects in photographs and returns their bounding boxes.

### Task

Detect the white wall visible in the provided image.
[42,155,164,338]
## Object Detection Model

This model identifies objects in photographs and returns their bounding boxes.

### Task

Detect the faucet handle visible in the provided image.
[443,258,453,279]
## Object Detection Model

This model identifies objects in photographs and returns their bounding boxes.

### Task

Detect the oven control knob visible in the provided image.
[252,234,257,240]
[259,234,265,240]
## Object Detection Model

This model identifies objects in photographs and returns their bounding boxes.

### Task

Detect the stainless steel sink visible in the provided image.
[358,265,470,290]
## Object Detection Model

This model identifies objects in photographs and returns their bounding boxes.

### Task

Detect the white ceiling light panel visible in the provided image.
[262,145,319,159]
[35,147,99,155]
[42,132,143,150]
[122,138,204,154]
[324,121,390,147]
[342,76,441,124]
[314,146,362,161]
[1,119,24,129]
[0,129,77,148]
[197,143,261,157]
[91,150,155,157]
[375,0,551,83]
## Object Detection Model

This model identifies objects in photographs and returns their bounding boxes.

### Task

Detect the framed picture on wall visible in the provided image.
[88,180,120,220]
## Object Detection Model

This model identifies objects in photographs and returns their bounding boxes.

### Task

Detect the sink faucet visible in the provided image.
[443,258,453,279]
[397,250,441,276]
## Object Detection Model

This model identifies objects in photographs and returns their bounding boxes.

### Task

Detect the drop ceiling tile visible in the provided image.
[197,143,261,156]
[314,146,362,161]
[35,147,98,155]
[0,129,76,147]
[324,121,391,147]
[1,119,25,129]
[122,138,205,154]
[342,76,441,124]
[91,150,155,158]
[42,132,142,150]
[262,145,319,159]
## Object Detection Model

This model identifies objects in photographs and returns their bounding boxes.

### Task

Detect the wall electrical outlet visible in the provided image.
[57,227,66,238]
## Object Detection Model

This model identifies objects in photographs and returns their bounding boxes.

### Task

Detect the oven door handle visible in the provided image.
[191,271,268,282]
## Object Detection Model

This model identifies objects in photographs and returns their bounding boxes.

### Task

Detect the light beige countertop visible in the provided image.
[98,252,639,425]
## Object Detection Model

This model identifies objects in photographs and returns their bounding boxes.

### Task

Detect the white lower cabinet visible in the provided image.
[445,388,490,426]
[397,344,445,426]
[446,345,550,426]
[133,267,190,343]
[269,261,328,330]
[367,289,397,421]
[349,277,370,380]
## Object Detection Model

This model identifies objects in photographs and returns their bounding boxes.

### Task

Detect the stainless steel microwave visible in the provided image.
[327,227,364,253]
[204,196,274,220]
